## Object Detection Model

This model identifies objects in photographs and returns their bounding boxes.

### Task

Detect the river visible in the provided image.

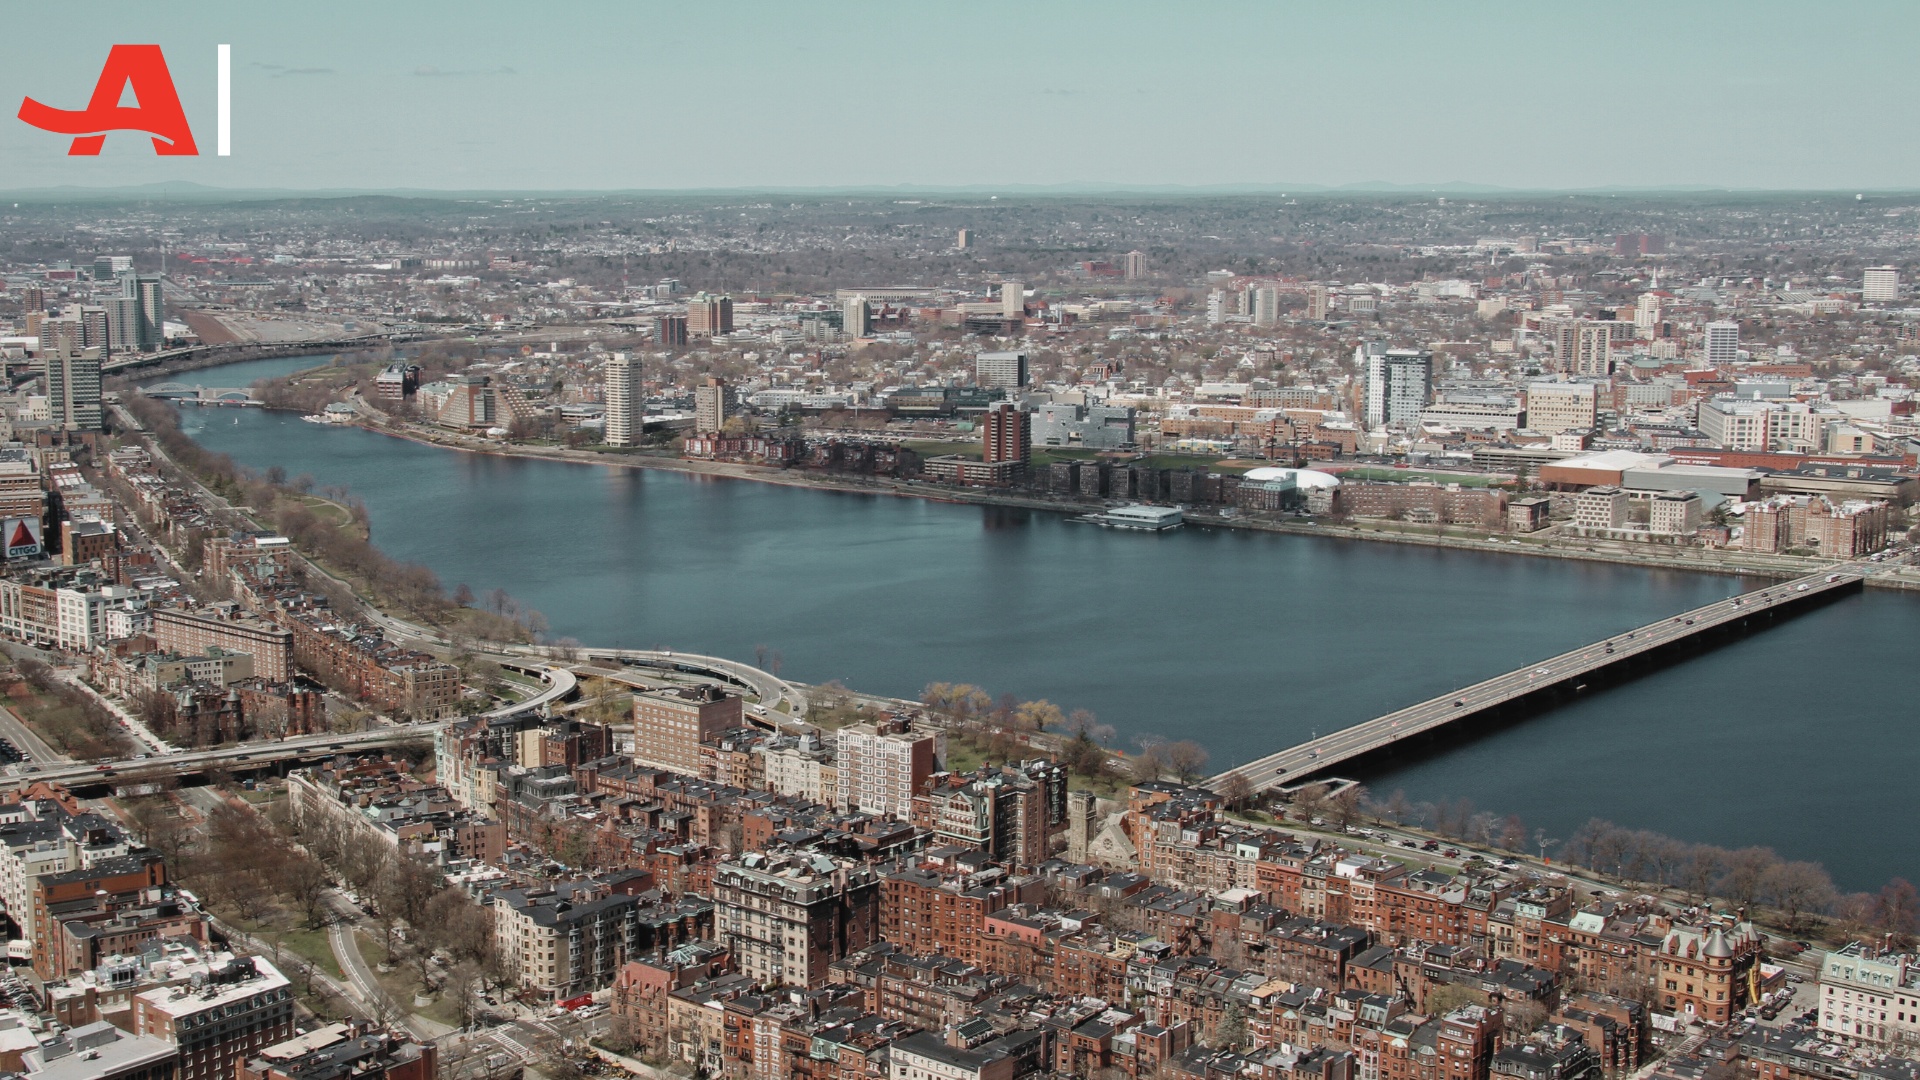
[138,355,1917,891]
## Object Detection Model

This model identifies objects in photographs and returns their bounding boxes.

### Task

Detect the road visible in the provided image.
[1221,563,1872,792]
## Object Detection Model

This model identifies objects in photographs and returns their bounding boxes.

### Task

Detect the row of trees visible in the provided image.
[10,659,136,760]
[918,682,1211,786]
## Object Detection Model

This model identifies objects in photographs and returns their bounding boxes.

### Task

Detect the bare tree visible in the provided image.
[1216,771,1254,811]
[1719,847,1782,912]
[1163,740,1210,783]
[1763,861,1836,931]
[1328,785,1368,833]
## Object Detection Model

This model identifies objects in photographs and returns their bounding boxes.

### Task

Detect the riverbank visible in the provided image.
[338,409,1918,589]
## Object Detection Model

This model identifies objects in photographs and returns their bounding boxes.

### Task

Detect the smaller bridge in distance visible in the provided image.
[140,383,263,406]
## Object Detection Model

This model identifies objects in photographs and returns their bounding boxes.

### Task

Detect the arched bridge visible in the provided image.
[141,384,262,405]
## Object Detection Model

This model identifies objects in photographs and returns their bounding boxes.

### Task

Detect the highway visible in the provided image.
[1216,564,1870,794]
[15,662,577,789]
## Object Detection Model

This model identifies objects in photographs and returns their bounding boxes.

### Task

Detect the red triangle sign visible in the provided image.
[8,523,32,550]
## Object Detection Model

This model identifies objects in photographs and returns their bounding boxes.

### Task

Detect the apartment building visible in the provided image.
[1818,944,1920,1047]
[152,609,294,683]
[1526,382,1598,435]
[835,719,940,820]
[132,957,294,1080]
[633,684,742,776]
[712,850,881,988]
[492,871,712,1001]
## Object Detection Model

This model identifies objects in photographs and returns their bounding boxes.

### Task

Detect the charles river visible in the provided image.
[147,357,1916,891]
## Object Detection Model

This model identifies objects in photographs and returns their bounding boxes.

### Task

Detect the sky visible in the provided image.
[4,0,1918,193]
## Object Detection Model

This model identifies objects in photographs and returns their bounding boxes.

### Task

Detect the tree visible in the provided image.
[1013,700,1064,733]
[1876,878,1920,940]
[1163,740,1210,783]
[1498,815,1529,852]
[1216,771,1255,812]
[1328,785,1368,833]
[1129,738,1170,783]
[1719,847,1782,912]
[279,852,332,929]
[1292,782,1331,823]
[1680,845,1726,904]
[1763,861,1836,931]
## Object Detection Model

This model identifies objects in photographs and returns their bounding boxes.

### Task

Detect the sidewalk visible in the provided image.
[55,672,173,756]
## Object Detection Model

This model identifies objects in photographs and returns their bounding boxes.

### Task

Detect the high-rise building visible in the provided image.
[1000,280,1025,318]
[981,401,1030,465]
[1360,344,1433,428]
[117,273,163,350]
[1863,266,1900,303]
[956,228,971,250]
[1307,284,1330,321]
[107,296,143,353]
[93,255,131,281]
[1634,292,1663,332]
[1252,286,1281,327]
[22,286,45,314]
[686,292,733,337]
[655,314,688,346]
[1573,320,1614,376]
[603,352,641,447]
[693,376,731,434]
[1123,250,1146,280]
[975,350,1028,389]
[841,294,871,339]
[1702,321,1739,366]
[39,347,104,431]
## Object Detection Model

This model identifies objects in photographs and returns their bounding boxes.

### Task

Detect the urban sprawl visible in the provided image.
[0,194,1912,1080]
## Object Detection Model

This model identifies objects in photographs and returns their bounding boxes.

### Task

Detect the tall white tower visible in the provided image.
[603,352,641,446]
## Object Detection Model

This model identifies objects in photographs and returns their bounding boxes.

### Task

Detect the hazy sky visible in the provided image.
[5,0,1918,192]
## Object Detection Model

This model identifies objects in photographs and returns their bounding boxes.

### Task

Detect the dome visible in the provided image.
[1244,467,1341,490]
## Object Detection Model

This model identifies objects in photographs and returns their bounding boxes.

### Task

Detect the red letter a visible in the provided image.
[18,44,199,155]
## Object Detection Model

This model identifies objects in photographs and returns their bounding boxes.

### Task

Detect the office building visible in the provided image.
[132,956,294,1080]
[1123,249,1146,279]
[1525,382,1598,435]
[975,350,1028,390]
[1697,398,1818,452]
[39,347,104,431]
[603,352,641,447]
[93,255,133,281]
[1634,292,1663,332]
[686,292,733,337]
[632,684,742,775]
[712,850,880,988]
[1360,345,1433,427]
[373,363,419,401]
[1574,486,1629,530]
[842,294,872,339]
[981,401,1031,466]
[115,273,163,350]
[834,719,940,820]
[1307,284,1330,321]
[1649,490,1704,535]
[693,376,731,434]
[1703,321,1740,366]
[1862,266,1900,302]
[956,228,971,250]
[655,314,689,346]
[1001,281,1025,318]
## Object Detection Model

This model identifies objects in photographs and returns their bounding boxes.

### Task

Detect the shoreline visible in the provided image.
[336,412,1918,590]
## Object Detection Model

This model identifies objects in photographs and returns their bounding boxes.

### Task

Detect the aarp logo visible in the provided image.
[17,44,231,156]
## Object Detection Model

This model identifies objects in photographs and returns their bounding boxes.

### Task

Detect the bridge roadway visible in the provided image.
[1214,564,1868,793]
[19,662,577,791]
[140,384,261,405]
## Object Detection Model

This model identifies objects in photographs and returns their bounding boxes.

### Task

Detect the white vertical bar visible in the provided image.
[217,44,231,156]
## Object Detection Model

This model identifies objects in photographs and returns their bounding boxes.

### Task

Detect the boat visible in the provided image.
[1078,503,1184,531]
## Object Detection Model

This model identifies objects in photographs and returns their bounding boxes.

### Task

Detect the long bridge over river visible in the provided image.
[140,383,263,405]
[1214,564,1870,793]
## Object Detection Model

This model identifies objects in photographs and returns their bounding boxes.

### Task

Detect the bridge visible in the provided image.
[101,334,430,376]
[141,383,262,405]
[1215,565,1869,793]
[18,661,577,793]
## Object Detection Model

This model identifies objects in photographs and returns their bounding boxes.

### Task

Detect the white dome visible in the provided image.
[1244,467,1341,489]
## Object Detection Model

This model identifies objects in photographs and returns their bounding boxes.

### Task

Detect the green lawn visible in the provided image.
[273,927,344,980]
